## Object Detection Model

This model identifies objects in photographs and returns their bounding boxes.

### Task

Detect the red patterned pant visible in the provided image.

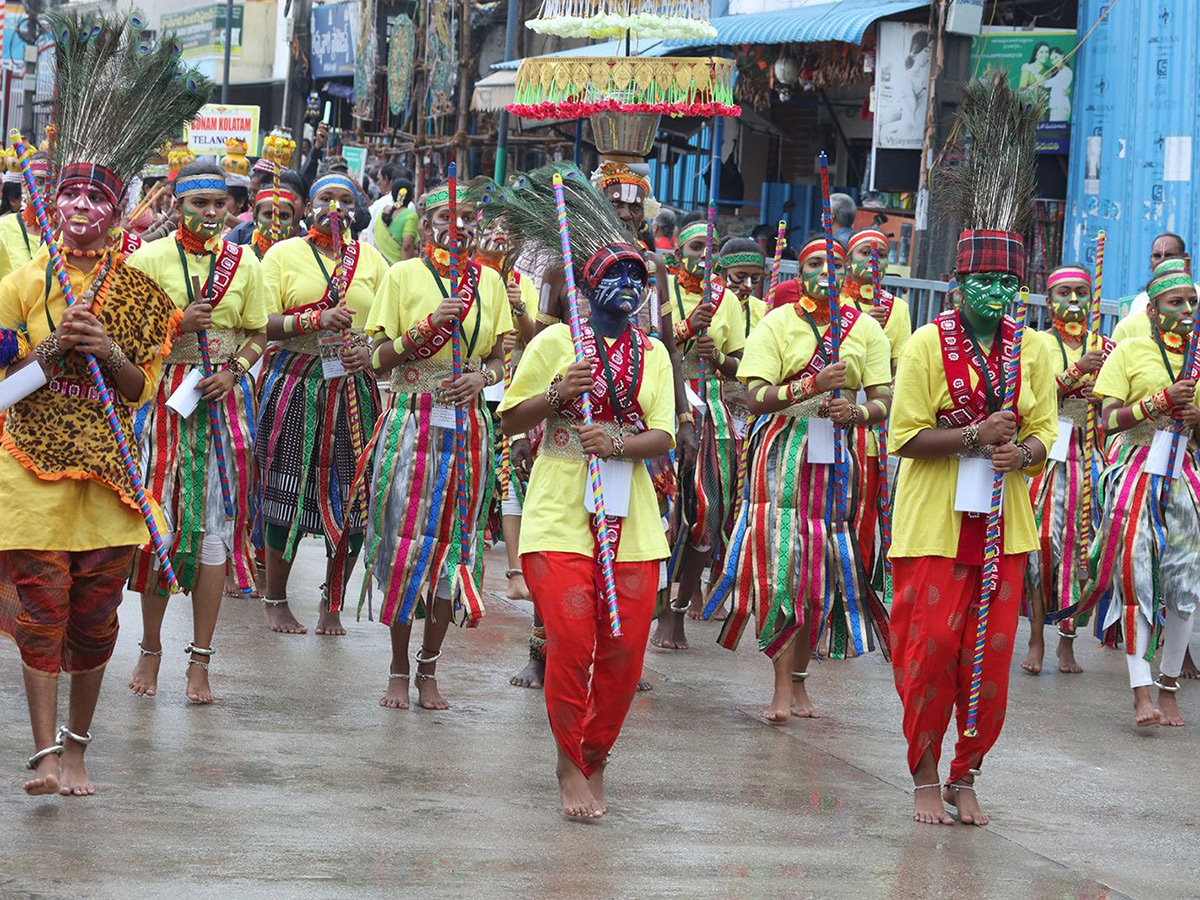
[0,546,135,675]
[888,554,1026,784]
[523,551,658,778]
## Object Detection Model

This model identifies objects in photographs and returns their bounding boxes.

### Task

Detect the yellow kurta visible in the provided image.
[667,275,746,357]
[261,236,389,323]
[1093,335,1200,406]
[499,323,675,561]
[889,320,1058,558]
[737,303,892,390]
[367,257,513,359]
[0,250,164,550]
[0,213,41,283]
[848,291,913,362]
[1111,310,1152,344]
[126,234,267,330]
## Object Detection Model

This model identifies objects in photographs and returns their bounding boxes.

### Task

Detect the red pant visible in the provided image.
[523,551,658,777]
[0,546,135,675]
[888,554,1026,784]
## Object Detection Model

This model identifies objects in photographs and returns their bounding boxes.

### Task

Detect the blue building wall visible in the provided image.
[1064,0,1200,300]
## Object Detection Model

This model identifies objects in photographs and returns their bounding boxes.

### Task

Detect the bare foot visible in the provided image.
[128,647,161,698]
[943,780,987,826]
[506,571,531,601]
[1158,684,1185,726]
[1020,640,1044,675]
[1182,648,1199,679]
[510,657,545,688]
[264,600,307,634]
[1133,685,1162,727]
[688,599,728,621]
[558,765,602,819]
[58,744,94,797]
[379,674,410,709]
[763,682,792,725]
[314,608,347,636]
[912,784,954,825]
[23,753,60,796]
[1056,638,1084,674]
[650,609,688,650]
[587,764,607,814]
[791,678,821,719]
[636,677,653,692]
[185,662,215,704]
[416,675,450,710]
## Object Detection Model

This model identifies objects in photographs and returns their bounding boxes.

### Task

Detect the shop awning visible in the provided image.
[666,0,930,48]
[471,69,517,112]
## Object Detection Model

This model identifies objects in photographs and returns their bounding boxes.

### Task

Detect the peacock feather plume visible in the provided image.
[46,10,212,191]
[939,72,1045,235]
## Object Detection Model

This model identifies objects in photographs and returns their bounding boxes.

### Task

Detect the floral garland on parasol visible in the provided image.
[507,56,739,120]
[526,0,715,39]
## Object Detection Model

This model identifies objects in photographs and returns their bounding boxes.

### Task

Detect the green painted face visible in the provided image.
[1153,286,1197,337]
[961,271,1019,323]
[1048,282,1088,324]
[848,239,886,284]
[800,253,841,299]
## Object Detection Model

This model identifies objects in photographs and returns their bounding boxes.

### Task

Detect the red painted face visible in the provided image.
[55,183,117,249]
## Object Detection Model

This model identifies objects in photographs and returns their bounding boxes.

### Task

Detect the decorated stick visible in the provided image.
[1079,230,1104,564]
[128,180,170,228]
[446,163,475,596]
[1161,316,1200,513]
[870,246,893,577]
[193,307,235,520]
[329,199,366,515]
[817,151,846,519]
[498,333,515,497]
[697,197,718,387]
[764,218,786,308]
[551,171,623,638]
[964,287,1028,737]
[11,132,179,592]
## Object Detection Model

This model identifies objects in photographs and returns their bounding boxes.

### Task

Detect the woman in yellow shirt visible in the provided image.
[655,220,746,651]
[124,163,268,704]
[256,173,390,636]
[707,237,893,726]
[361,182,512,712]
[889,231,1055,826]
[1022,264,1111,677]
[494,167,674,818]
[1082,262,1200,729]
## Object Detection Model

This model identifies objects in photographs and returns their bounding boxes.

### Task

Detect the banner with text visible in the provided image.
[162,3,244,61]
[185,103,260,156]
[311,2,359,79]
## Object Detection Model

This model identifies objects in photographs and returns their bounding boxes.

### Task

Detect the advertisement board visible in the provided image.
[185,103,260,156]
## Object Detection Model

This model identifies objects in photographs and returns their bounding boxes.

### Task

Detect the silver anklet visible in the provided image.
[138,642,163,658]
[262,597,289,606]
[668,600,690,614]
[1155,677,1181,694]
[415,647,443,665]
[187,660,210,671]
[912,782,941,793]
[56,725,92,747]
[414,672,437,682]
[388,673,410,681]
[185,643,215,658]
[1057,628,1078,640]
[791,670,809,682]
[27,743,64,770]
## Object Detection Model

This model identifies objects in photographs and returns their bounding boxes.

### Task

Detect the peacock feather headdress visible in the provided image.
[47,10,212,203]
[941,73,1045,279]
[471,162,645,289]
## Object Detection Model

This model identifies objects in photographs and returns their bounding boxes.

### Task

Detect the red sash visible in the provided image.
[411,259,482,361]
[202,240,244,309]
[935,309,1021,428]
[120,230,142,256]
[293,239,361,314]
[787,303,862,380]
[878,289,896,327]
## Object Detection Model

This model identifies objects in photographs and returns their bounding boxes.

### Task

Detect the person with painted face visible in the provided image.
[493,165,675,819]
[0,150,50,282]
[653,218,747,651]
[0,11,203,796]
[1113,235,1194,343]
[840,230,911,580]
[360,181,511,712]
[225,169,306,259]
[255,172,390,636]
[1080,260,1200,728]
[1020,265,1113,678]
[121,161,268,704]
[706,236,892,726]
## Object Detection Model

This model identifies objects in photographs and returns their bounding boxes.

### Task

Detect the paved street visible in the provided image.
[1,538,1197,899]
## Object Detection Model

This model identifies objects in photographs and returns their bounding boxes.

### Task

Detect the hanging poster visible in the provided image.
[387,15,415,116]
[873,21,932,151]
[970,28,1076,153]
[311,1,358,79]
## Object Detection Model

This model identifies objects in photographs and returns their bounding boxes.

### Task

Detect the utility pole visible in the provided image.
[492,0,519,182]
[222,0,234,103]
[287,0,313,173]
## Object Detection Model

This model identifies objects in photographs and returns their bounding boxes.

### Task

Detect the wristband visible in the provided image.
[1150,389,1172,414]
[786,374,815,403]
[962,422,982,452]
[856,404,870,425]
[283,314,297,336]
[483,367,499,387]
[374,343,388,370]
[545,375,565,410]
[225,358,248,382]
[673,319,693,343]
[1017,441,1035,471]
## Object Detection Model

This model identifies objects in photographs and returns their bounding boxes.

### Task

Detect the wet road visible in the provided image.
[1,538,1195,898]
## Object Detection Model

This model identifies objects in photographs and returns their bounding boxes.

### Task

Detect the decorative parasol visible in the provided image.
[526,0,716,39]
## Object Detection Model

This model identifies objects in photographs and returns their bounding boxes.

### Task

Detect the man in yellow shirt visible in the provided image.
[0,151,50,282]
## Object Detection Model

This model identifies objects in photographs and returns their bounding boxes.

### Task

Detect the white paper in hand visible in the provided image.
[166,368,205,418]
[954,456,1001,514]
[0,360,47,412]
[685,381,707,414]
[1146,428,1188,478]
[483,380,505,403]
[318,334,347,380]
[806,417,836,464]
[1048,417,1074,462]
[583,458,634,518]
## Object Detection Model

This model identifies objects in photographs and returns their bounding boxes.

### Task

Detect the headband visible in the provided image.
[422,184,468,211]
[1046,266,1092,293]
[718,251,765,269]
[678,221,714,246]
[309,172,360,202]
[582,243,647,289]
[847,229,889,252]
[174,174,227,197]
[58,162,124,206]
[27,156,51,177]
[255,185,302,209]
[798,238,846,264]
[1148,258,1194,300]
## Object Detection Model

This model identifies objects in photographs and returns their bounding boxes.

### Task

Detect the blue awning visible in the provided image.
[666,0,929,48]
[493,38,670,71]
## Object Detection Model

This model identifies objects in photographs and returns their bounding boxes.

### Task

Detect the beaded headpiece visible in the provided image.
[174,173,227,197]
[422,183,468,211]
[1147,258,1194,301]
[678,221,714,247]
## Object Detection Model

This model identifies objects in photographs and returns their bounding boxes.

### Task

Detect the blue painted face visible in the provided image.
[592,259,647,316]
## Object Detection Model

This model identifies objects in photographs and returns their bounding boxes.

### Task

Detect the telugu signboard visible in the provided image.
[161,3,243,61]
[311,1,359,79]
[185,103,260,156]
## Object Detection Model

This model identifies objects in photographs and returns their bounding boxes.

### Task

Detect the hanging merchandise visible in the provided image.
[426,0,458,117]
[387,14,416,116]
[525,0,716,40]
[354,0,377,120]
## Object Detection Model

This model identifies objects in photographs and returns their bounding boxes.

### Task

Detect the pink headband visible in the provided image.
[1046,266,1093,293]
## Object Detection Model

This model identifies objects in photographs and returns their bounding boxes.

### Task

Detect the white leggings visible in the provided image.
[1127,607,1196,688]
[162,533,229,569]
[501,479,522,519]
